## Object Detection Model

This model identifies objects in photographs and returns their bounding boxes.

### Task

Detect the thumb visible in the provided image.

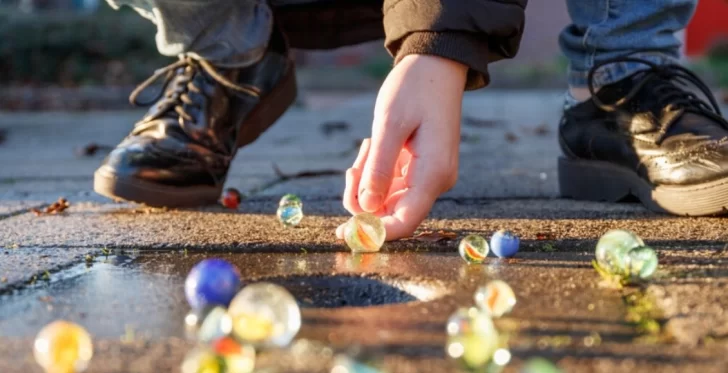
[359,116,409,212]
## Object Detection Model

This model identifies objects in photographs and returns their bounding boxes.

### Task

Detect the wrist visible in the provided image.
[401,54,467,72]
[399,54,468,87]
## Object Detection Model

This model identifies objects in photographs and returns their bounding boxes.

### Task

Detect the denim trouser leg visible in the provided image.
[105,0,273,67]
[560,0,697,92]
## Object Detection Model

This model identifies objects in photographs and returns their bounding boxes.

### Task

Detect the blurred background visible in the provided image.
[1,0,728,111]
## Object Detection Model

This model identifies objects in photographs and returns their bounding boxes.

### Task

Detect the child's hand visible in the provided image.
[336,54,467,240]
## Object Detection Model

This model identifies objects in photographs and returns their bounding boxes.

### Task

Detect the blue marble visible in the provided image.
[185,259,242,310]
[490,230,520,258]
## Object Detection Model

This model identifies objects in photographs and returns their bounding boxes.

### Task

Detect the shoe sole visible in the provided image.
[94,65,298,207]
[559,157,728,216]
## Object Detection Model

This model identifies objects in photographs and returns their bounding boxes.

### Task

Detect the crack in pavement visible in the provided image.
[0,203,47,222]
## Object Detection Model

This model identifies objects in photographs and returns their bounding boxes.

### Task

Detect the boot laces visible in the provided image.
[129,57,260,127]
[587,57,728,144]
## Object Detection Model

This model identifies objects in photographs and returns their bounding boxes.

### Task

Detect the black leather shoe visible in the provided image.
[94,28,296,207]
[559,57,728,215]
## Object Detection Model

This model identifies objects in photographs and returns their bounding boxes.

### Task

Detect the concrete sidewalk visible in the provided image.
[0,90,727,373]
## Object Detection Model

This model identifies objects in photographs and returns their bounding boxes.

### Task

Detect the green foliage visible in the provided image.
[0,8,171,85]
[705,38,728,87]
[360,56,392,80]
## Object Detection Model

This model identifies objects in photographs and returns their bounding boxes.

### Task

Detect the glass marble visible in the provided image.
[185,259,241,310]
[344,213,386,253]
[185,306,215,341]
[474,280,516,317]
[445,308,500,370]
[491,348,512,367]
[228,282,301,348]
[220,188,242,209]
[198,307,233,344]
[331,355,382,373]
[522,358,563,373]
[626,246,658,280]
[458,235,489,264]
[446,307,496,337]
[277,205,303,227]
[595,229,644,274]
[279,194,303,208]
[490,230,520,258]
[181,342,255,373]
[34,321,93,373]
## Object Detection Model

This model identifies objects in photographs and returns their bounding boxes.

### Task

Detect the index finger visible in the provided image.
[378,155,439,240]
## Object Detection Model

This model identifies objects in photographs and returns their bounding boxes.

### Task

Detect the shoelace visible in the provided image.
[129,57,261,125]
[587,56,728,144]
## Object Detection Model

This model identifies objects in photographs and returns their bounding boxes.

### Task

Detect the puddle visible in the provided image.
[0,256,186,338]
[0,252,446,338]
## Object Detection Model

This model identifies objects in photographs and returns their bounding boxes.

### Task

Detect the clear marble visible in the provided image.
[445,307,501,369]
[279,194,303,208]
[446,331,501,369]
[446,307,496,337]
[228,283,301,348]
[595,229,644,274]
[181,342,255,373]
[331,355,382,373]
[458,235,489,264]
[198,306,233,344]
[474,280,516,317]
[627,246,658,280]
[277,205,304,227]
[344,213,386,253]
[522,358,563,373]
[34,321,93,373]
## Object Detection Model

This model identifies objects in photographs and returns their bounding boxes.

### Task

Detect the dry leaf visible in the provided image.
[536,232,555,240]
[533,123,550,136]
[31,198,70,216]
[413,230,458,242]
[505,132,519,143]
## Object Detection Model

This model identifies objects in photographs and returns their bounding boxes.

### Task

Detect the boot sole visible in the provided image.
[559,157,728,216]
[94,65,298,207]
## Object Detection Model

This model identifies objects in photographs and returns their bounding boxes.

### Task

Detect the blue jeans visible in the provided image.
[105,0,278,67]
[560,0,697,91]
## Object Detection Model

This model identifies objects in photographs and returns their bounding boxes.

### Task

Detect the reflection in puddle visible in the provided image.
[0,252,449,338]
[0,256,186,338]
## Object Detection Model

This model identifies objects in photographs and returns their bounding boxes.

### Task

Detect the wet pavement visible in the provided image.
[2,91,728,372]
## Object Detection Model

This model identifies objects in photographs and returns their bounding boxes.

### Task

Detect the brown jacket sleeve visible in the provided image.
[383,0,527,90]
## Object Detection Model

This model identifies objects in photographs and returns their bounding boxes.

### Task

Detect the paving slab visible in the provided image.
[0,91,567,200]
[2,91,728,373]
[1,198,728,253]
